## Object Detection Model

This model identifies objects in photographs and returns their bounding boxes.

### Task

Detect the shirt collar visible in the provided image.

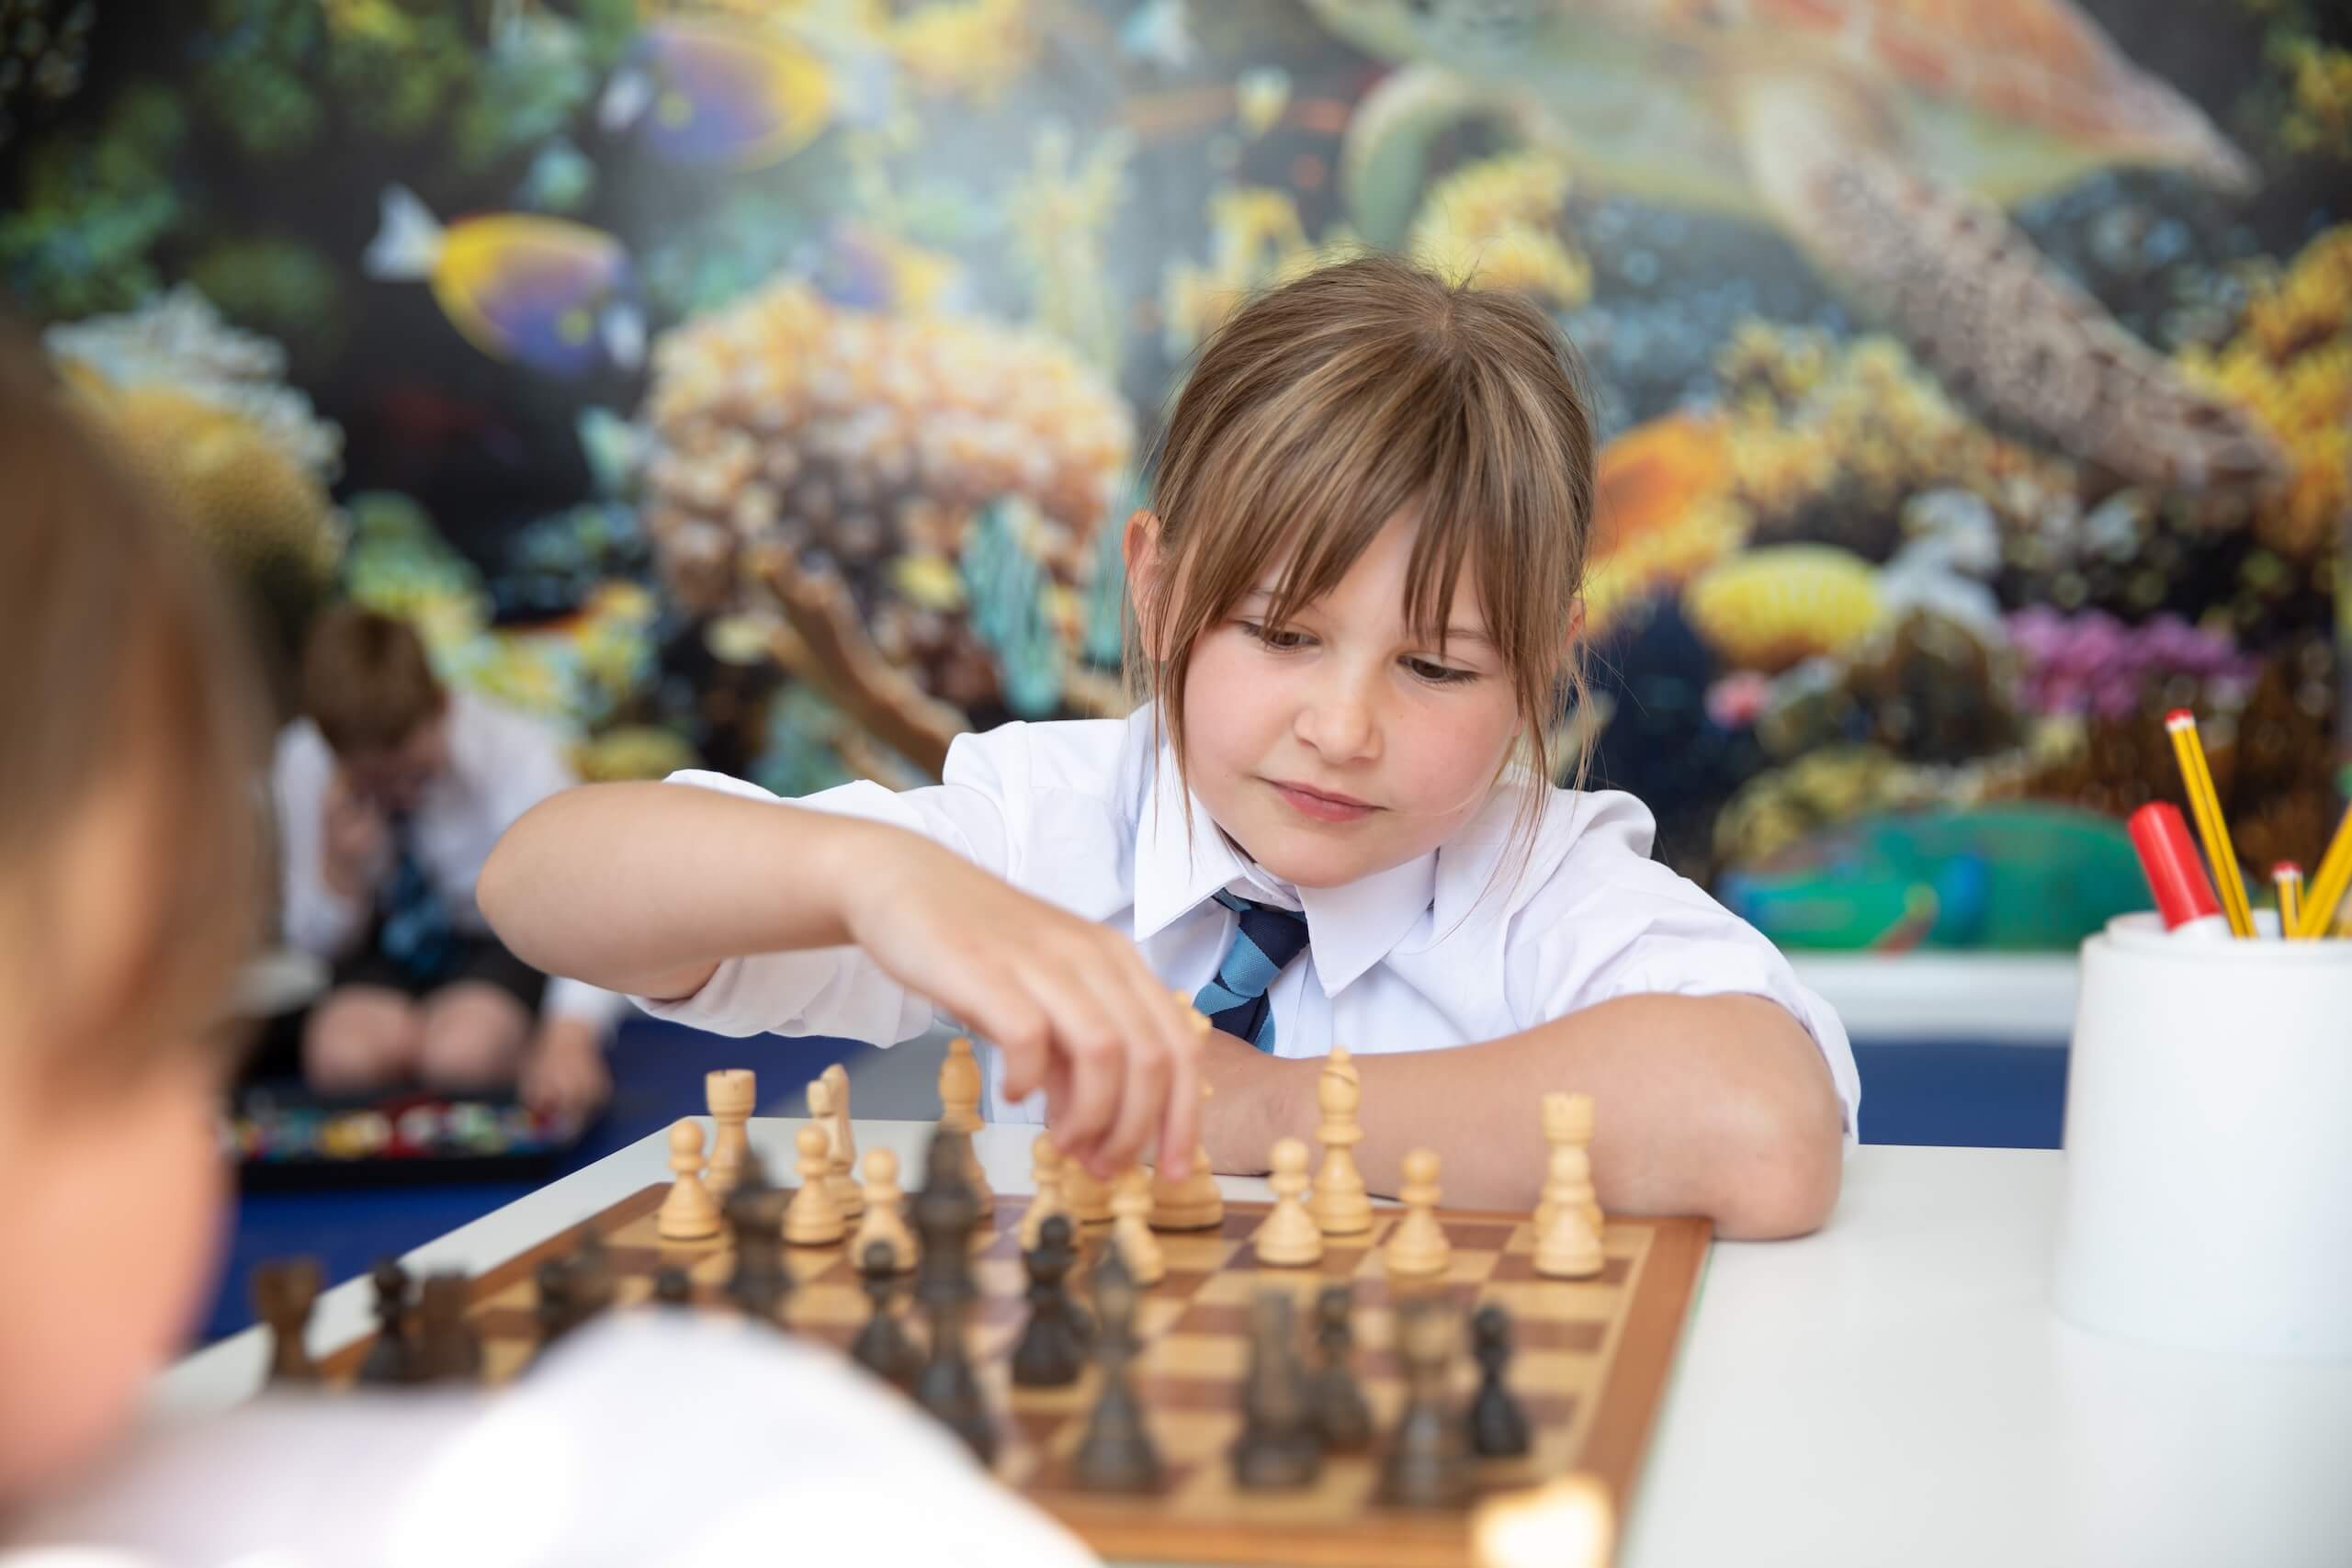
[1129,722,1437,997]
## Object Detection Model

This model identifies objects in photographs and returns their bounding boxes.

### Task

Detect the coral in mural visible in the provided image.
[636,275,1134,773]
[0,0,96,149]
[1007,119,1136,372]
[1405,150,1589,310]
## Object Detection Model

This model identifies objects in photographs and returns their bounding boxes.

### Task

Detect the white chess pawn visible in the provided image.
[1019,1134,1072,1249]
[1534,1142,1604,1280]
[937,1036,992,1211]
[1062,1148,1114,1224]
[1109,1167,1164,1286]
[1253,1138,1324,1267]
[1383,1147,1451,1279]
[657,1118,723,1242]
[808,1075,864,1219]
[1149,1079,1223,1231]
[852,1146,916,1270]
[783,1124,846,1247]
[1311,1044,1373,1235]
[704,1069,755,1201]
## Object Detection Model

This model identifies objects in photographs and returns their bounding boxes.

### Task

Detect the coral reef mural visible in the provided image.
[5,0,2346,949]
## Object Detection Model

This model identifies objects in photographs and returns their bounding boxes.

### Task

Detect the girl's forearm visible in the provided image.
[1221,993,1845,1239]
[479,783,888,999]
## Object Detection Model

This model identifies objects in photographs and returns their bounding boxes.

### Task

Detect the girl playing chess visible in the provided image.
[483,254,1858,1236]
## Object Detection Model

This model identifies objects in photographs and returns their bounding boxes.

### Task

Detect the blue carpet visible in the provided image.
[198,1021,858,1343]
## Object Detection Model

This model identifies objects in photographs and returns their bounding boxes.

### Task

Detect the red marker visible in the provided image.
[2127,802,2229,939]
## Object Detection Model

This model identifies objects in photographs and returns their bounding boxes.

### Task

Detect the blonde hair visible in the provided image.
[1130,254,1597,875]
[300,606,446,756]
[0,319,270,1095]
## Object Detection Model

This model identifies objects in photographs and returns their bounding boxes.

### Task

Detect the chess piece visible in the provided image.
[1311,1045,1373,1235]
[784,1124,847,1246]
[1465,1303,1531,1457]
[911,1126,995,1462]
[1149,1007,1222,1230]
[1062,1150,1114,1225]
[808,1071,865,1219]
[1308,1283,1373,1451]
[1011,1213,1091,1387]
[850,1146,916,1270]
[415,1273,482,1382]
[726,1175,793,1325]
[1228,1293,1323,1489]
[533,1258,576,1348]
[357,1258,415,1385]
[653,1265,694,1307]
[1472,1473,1617,1568]
[1379,1296,1471,1508]
[656,1118,724,1242]
[1253,1138,1324,1266]
[1069,1247,1161,1494]
[1109,1166,1164,1286]
[1019,1134,1072,1249]
[1533,1141,1604,1280]
[937,1035,992,1210]
[1383,1148,1451,1279]
[1535,1090,1602,1237]
[851,1239,921,1390]
[251,1258,321,1385]
[705,1067,755,1201]
[569,1226,615,1324]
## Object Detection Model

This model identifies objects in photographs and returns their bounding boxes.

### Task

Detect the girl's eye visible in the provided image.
[1408,658,1479,685]
[1238,621,1309,650]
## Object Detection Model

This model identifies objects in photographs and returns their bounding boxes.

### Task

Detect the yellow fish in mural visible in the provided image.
[364,185,644,378]
[599,17,838,169]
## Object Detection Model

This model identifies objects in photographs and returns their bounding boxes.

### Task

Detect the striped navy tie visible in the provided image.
[1192,890,1311,1053]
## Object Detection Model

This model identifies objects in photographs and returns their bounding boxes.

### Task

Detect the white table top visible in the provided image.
[162,1127,2352,1568]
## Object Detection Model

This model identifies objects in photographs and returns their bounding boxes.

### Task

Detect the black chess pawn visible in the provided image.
[251,1258,322,1386]
[851,1240,922,1390]
[653,1265,695,1307]
[570,1228,615,1324]
[725,1183,794,1327]
[414,1273,483,1382]
[1011,1213,1089,1387]
[1070,1247,1161,1494]
[1378,1296,1471,1508]
[535,1258,578,1350]
[1307,1283,1372,1451]
[911,1126,995,1462]
[1229,1292,1322,1489]
[1464,1303,1531,1458]
[357,1258,415,1385]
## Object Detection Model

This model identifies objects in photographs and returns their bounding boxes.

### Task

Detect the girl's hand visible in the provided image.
[838,834,1203,1179]
[321,770,390,900]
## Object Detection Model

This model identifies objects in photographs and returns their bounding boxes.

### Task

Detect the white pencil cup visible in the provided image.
[2052,912,2352,1357]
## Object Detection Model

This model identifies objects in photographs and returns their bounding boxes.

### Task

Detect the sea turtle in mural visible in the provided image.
[1301,0,2283,493]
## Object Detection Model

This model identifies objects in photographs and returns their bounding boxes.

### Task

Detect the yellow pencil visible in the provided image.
[2296,799,2352,939]
[2273,862,2304,941]
[2165,710,2253,938]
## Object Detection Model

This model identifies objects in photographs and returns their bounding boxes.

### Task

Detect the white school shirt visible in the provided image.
[637,705,1860,1135]
[272,692,624,1029]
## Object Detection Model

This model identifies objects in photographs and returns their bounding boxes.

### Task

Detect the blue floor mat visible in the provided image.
[198,1021,857,1343]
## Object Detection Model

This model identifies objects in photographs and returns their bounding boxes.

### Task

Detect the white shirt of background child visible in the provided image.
[636,705,1861,1135]
[273,691,625,1028]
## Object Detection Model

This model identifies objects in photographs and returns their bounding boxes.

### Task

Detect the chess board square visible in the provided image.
[1487,1251,1634,1285]
[1443,1222,1516,1251]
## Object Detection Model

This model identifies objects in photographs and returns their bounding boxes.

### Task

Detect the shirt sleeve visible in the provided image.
[270,721,370,962]
[628,728,1026,1044]
[1506,794,1862,1140]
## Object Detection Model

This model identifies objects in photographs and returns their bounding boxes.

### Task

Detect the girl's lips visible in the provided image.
[1270,781,1376,822]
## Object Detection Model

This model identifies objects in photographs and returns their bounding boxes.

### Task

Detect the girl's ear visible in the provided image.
[1124,508,1170,661]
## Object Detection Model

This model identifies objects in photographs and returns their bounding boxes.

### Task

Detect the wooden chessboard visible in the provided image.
[314,1187,1708,1568]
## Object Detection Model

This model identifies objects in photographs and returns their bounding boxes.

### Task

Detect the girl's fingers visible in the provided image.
[1020,965,1126,1166]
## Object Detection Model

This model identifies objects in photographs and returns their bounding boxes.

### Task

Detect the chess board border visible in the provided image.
[316,1186,1710,1568]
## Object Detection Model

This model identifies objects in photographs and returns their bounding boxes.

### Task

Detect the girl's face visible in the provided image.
[1133,508,1529,889]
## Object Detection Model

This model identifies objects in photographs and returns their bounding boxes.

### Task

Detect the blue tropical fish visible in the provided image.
[599,17,836,169]
[364,185,643,378]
